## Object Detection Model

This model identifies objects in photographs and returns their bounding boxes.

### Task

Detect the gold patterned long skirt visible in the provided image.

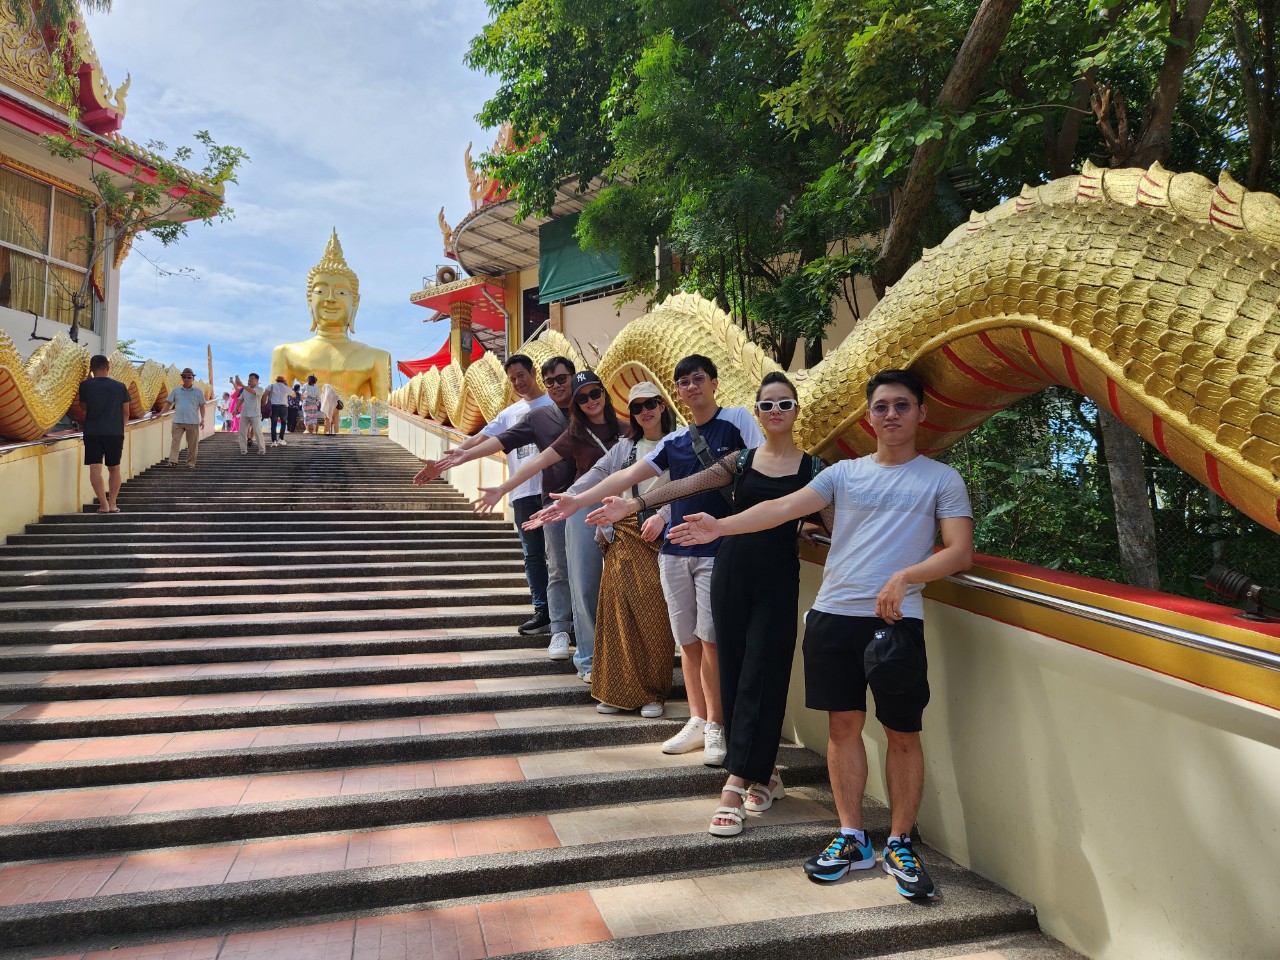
[591,517,675,710]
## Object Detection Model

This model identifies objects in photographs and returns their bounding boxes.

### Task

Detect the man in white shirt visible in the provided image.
[266,375,292,446]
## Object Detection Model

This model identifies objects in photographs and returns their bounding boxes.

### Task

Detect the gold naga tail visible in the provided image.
[0,331,213,442]
[393,162,1280,536]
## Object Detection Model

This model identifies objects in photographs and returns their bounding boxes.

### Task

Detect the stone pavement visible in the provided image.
[0,433,1082,959]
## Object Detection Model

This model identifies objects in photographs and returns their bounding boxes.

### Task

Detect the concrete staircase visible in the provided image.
[0,433,1080,960]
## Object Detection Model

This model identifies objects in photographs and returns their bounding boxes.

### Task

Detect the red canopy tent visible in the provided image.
[397,335,483,379]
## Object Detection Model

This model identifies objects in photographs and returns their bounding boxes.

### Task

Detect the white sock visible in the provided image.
[840,827,868,846]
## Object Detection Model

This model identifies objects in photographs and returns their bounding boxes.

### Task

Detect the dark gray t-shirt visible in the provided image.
[496,404,571,500]
[809,454,972,619]
[78,377,131,437]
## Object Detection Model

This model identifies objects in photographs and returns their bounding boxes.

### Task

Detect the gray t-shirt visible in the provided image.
[809,454,972,619]
[166,386,205,425]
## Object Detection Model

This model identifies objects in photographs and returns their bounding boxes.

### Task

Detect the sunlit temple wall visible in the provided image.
[781,557,1280,960]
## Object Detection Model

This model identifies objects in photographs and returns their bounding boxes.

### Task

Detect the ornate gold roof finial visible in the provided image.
[306,227,360,305]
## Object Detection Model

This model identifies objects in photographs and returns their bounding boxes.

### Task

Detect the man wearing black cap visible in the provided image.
[161,367,207,468]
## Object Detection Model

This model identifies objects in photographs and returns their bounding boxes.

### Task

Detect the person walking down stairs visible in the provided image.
[162,367,207,469]
[236,374,268,456]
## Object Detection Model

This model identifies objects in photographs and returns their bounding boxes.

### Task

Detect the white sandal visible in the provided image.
[708,784,749,837]
[743,770,785,813]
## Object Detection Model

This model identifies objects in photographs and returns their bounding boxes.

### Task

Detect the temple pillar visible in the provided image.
[450,300,474,371]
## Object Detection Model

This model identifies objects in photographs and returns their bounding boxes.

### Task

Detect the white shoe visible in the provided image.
[640,702,664,719]
[547,632,571,660]
[596,703,620,714]
[703,722,727,766]
[278,439,288,446]
[662,716,706,754]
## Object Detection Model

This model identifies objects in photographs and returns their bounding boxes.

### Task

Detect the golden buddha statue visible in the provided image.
[270,229,392,399]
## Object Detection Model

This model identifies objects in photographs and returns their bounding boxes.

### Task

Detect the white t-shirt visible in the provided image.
[808,454,972,620]
[266,381,291,405]
[483,392,555,501]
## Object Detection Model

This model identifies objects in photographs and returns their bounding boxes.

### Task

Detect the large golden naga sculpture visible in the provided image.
[270,229,392,399]
[0,330,212,441]
[393,162,1280,535]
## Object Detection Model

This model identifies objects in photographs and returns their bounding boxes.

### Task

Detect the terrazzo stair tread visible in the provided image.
[0,649,594,702]
[0,746,826,858]
[0,601,530,643]
[0,671,588,727]
[0,824,1037,953]
[0,559,524,589]
[0,677,604,740]
[0,540,520,562]
[18,518,504,538]
[1,532,515,554]
[0,628,545,669]
[77,501,495,514]
[0,548,522,573]
[39,507,478,526]
[7,529,514,552]
[0,572,529,604]
[842,930,1088,960]
[0,700,688,772]
[0,795,837,913]
[0,584,535,624]
[0,713,697,792]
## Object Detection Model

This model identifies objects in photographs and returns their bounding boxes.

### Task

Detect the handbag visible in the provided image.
[863,621,925,695]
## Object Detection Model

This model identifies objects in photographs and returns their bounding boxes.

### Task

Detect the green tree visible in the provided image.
[467,0,868,367]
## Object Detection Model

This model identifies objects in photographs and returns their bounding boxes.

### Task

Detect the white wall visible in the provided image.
[781,559,1280,960]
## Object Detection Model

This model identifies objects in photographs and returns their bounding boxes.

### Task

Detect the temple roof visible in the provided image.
[451,177,603,277]
[0,6,218,202]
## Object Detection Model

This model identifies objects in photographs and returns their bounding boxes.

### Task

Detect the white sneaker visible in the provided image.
[547,632,571,660]
[640,702,664,719]
[596,703,620,714]
[703,722,727,766]
[278,439,288,446]
[662,716,706,754]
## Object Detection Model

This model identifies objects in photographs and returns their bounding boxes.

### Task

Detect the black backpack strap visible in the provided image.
[686,416,734,505]
[731,448,753,507]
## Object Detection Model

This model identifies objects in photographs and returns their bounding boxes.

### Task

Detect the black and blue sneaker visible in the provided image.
[803,832,876,882]
[882,837,937,900]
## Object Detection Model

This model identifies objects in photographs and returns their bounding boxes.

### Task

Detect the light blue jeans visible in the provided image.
[565,504,604,675]
[543,518,573,637]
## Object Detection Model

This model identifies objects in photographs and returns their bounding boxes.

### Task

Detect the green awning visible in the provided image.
[538,212,627,304]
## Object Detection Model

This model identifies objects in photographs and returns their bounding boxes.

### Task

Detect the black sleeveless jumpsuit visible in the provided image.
[709,449,815,784]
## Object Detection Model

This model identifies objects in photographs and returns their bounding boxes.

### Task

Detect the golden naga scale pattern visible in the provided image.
[0,330,212,442]
[392,163,1280,536]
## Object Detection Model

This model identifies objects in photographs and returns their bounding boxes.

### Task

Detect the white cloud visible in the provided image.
[81,0,499,388]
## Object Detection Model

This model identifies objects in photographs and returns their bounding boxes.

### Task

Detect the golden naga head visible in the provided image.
[307,228,361,334]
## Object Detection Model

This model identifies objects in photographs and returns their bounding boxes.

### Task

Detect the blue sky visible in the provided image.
[82,0,497,394]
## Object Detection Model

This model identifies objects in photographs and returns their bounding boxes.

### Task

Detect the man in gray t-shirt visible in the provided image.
[667,369,973,903]
[162,368,206,468]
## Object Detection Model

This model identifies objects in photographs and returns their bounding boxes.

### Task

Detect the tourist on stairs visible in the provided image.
[667,369,974,900]
[526,381,675,718]
[534,355,762,766]
[472,371,622,684]
[412,356,578,667]
[430,354,556,637]
[591,372,825,836]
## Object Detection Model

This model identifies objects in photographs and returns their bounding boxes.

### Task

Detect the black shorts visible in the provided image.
[83,434,124,467]
[802,610,930,732]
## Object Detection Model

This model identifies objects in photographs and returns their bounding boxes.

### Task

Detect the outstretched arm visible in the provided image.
[530,457,661,527]
[473,446,565,514]
[668,487,829,545]
[585,452,736,526]
[413,435,503,485]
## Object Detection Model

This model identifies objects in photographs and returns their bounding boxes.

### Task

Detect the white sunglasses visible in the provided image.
[755,399,798,412]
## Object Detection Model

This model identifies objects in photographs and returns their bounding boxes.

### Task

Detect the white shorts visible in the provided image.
[658,553,716,647]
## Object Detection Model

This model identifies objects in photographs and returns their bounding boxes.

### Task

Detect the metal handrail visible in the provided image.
[946,570,1280,672]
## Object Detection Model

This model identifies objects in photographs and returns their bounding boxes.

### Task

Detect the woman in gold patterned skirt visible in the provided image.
[533,382,676,717]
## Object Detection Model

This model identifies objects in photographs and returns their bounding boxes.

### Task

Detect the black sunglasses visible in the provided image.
[628,397,663,414]
[575,388,605,404]
[544,373,572,386]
